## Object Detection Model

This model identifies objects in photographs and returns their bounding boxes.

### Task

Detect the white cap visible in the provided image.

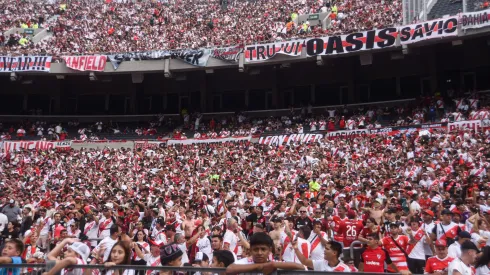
[431,196,441,203]
[69,242,90,262]
[9,199,14,204]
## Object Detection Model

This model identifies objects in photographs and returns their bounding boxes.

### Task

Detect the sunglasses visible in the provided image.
[300,211,307,213]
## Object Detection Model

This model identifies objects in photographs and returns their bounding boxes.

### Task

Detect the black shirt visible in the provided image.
[295,217,313,230]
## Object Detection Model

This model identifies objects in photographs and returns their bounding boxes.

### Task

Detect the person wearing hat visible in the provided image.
[149,218,167,247]
[44,238,90,275]
[192,251,209,268]
[381,222,410,273]
[425,239,455,275]
[160,243,184,274]
[98,205,115,240]
[0,209,8,234]
[431,209,462,247]
[448,231,472,258]
[448,240,479,275]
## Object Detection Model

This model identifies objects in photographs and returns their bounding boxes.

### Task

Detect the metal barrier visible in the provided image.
[0,263,416,275]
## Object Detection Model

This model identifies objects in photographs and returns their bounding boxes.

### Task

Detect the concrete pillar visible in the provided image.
[396,76,401,97]
[23,94,28,111]
[310,84,316,104]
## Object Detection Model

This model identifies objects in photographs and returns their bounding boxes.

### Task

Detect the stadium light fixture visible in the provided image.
[131,73,144,83]
[452,40,463,46]
[316,56,324,66]
[10,72,18,81]
[89,72,97,81]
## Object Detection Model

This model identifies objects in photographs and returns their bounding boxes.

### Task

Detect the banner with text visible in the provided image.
[399,16,458,45]
[448,120,481,132]
[167,136,251,145]
[108,49,211,70]
[305,28,398,57]
[63,55,107,72]
[3,140,71,152]
[211,45,244,63]
[460,10,490,30]
[134,140,167,150]
[244,40,304,62]
[0,56,52,72]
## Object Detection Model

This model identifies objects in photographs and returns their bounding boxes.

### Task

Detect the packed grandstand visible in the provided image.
[2,0,490,274]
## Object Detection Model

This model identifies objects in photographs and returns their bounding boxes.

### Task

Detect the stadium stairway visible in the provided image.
[427,0,479,19]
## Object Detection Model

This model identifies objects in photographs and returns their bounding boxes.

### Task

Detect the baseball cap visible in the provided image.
[422,210,435,217]
[441,209,452,215]
[434,239,447,247]
[69,242,90,261]
[160,243,183,263]
[9,199,14,204]
[458,231,472,239]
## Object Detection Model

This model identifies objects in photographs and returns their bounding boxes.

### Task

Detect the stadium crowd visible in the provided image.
[0,0,404,55]
[0,92,489,275]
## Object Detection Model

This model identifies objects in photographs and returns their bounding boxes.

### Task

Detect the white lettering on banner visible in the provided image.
[399,16,458,45]
[325,129,369,139]
[244,40,304,62]
[258,133,323,146]
[134,141,166,150]
[3,140,71,152]
[461,10,490,30]
[167,136,251,145]
[448,120,481,132]
[0,56,52,72]
[63,56,107,71]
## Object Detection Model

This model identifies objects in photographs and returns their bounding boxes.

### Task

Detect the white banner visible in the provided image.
[0,56,52,72]
[398,16,458,45]
[63,55,107,72]
[167,136,251,145]
[460,10,490,30]
[325,129,370,139]
[3,140,71,152]
[447,120,481,132]
[244,40,303,62]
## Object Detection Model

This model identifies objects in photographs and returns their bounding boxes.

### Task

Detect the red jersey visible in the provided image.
[338,219,364,247]
[360,246,392,273]
[425,255,455,273]
[381,235,410,272]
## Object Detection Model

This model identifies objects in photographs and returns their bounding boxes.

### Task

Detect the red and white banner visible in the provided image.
[448,120,481,132]
[399,16,458,45]
[63,55,107,72]
[0,56,52,72]
[167,136,251,145]
[3,140,71,152]
[134,140,166,150]
[244,40,303,62]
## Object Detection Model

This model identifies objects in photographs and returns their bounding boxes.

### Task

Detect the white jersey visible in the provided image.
[83,220,99,247]
[196,236,212,261]
[98,216,114,239]
[312,259,351,272]
[143,255,160,275]
[281,232,310,264]
[223,230,239,254]
[422,222,435,256]
[37,216,52,236]
[61,258,86,275]
[308,231,328,261]
[476,264,489,275]
[448,257,473,275]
